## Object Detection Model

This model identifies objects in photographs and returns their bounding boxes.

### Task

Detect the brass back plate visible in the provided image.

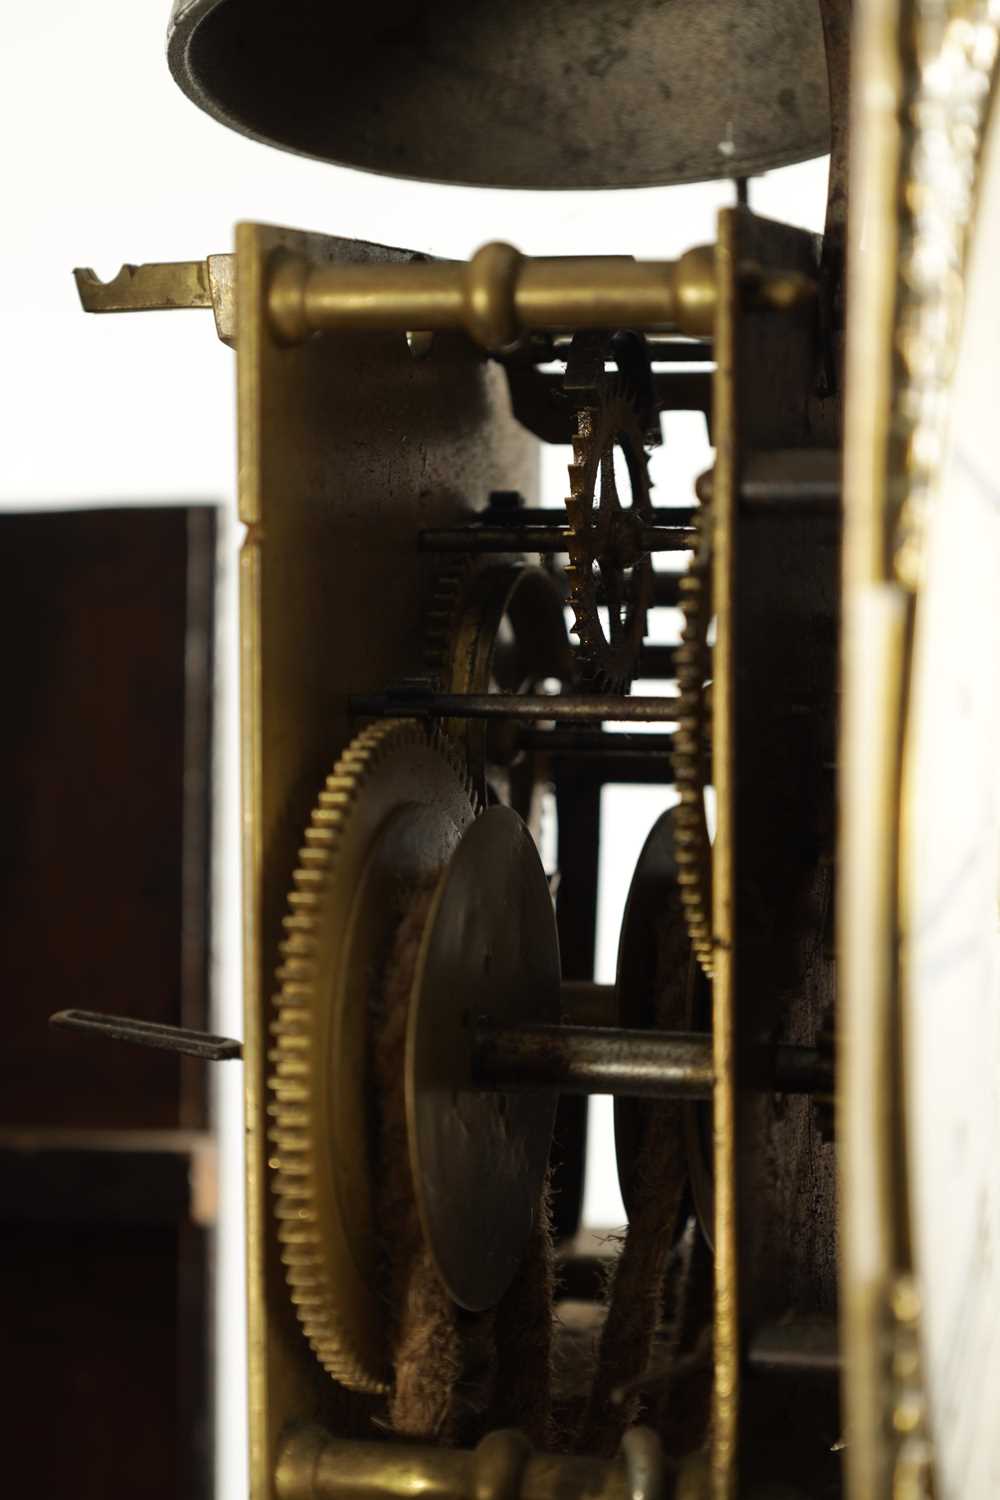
[236,221,537,1495]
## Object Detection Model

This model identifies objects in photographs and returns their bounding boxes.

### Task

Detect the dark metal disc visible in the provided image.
[406,805,559,1311]
[614,806,712,1239]
[167,0,830,190]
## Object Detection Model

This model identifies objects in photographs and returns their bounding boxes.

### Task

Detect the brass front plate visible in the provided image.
[236,222,537,1496]
[711,207,839,1500]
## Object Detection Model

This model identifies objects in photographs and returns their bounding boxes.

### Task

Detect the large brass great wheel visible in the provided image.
[268,720,476,1391]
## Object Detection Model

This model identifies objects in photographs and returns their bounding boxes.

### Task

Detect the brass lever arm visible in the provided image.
[73,254,236,346]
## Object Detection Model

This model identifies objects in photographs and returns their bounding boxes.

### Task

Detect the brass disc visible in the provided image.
[268,720,475,1391]
[614,807,712,1236]
[406,805,559,1311]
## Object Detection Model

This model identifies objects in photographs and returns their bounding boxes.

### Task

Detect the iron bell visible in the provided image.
[168,0,831,190]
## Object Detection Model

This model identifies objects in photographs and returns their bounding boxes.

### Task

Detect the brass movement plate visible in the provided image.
[710,205,839,1500]
[237,221,537,1496]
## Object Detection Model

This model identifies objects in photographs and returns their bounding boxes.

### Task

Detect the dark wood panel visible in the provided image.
[0,1131,212,1225]
[0,508,215,1130]
[1,1221,210,1500]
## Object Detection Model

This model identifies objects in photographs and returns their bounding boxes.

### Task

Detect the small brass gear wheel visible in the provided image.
[424,558,572,810]
[268,719,476,1392]
[672,503,714,977]
[565,380,654,693]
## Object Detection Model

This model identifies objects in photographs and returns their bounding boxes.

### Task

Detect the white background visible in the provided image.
[2,7,828,1496]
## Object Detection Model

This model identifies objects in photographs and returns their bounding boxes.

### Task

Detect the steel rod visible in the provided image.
[473,1022,715,1099]
[696,450,841,512]
[419,524,693,554]
[420,525,571,554]
[473,1023,833,1102]
[50,1009,243,1061]
[473,505,696,529]
[517,730,678,756]
[352,692,685,723]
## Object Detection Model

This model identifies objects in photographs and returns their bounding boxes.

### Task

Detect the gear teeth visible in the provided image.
[563,378,653,694]
[266,718,477,1397]
[567,461,589,498]
[423,560,473,689]
[670,501,714,976]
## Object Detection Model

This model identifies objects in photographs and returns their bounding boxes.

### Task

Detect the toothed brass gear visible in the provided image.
[268,719,477,1392]
[423,558,477,686]
[564,380,654,693]
[423,558,572,808]
[672,503,714,977]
